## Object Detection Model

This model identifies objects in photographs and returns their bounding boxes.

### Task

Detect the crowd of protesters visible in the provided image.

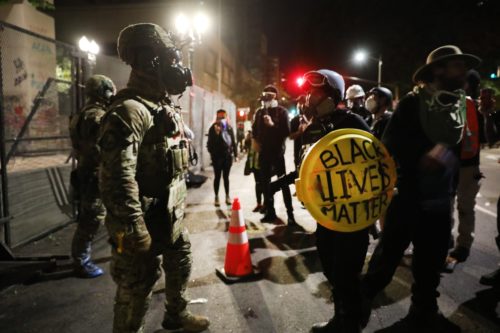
[205,44,500,333]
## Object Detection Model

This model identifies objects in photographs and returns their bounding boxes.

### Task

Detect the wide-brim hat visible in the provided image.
[413,45,481,83]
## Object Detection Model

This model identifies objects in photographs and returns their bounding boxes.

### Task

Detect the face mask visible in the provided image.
[263,100,278,108]
[156,48,193,95]
[365,95,378,113]
[418,87,466,146]
[347,99,363,110]
[315,98,336,118]
[218,119,227,128]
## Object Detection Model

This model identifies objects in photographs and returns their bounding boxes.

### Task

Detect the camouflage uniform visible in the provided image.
[99,23,208,333]
[69,75,114,277]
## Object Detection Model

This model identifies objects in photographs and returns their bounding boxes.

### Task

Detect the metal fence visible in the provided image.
[0,21,81,249]
[0,20,237,251]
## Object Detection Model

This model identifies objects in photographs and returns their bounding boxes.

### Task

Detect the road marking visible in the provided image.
[485,154,500,161]
[476,205,497,218]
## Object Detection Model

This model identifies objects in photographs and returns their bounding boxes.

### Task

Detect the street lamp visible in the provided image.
[353,49,383,86]
[79,36,100,62]
[174,12,210,69]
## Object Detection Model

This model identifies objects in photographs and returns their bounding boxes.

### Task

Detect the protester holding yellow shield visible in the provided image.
[297,69,380,333]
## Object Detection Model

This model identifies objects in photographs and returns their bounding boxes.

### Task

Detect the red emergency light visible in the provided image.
[296,77,305,87]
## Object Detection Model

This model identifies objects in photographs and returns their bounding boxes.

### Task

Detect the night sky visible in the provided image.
[57,0,500,93]
[256,0,500,92]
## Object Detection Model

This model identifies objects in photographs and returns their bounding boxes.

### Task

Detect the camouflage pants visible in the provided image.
[71,174,106,266]
[107,220,192,333]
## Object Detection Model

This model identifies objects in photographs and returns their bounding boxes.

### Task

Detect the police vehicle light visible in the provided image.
[296,77,305,87]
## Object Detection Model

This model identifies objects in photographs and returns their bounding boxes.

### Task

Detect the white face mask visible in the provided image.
[364,95,378,113]
[262,99,278,108]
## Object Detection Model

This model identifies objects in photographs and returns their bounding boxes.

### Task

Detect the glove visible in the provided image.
[116,217,152,255]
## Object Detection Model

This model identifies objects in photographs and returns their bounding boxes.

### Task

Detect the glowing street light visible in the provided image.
[173,12,211,70]
[194,12,210,35]
[354,50,368,63]
[174,13,190,35]
[352,49,383,86]
[88,40,100,55]
[78,36,90,52]
[79,35,100,64]
[174,12,210,43]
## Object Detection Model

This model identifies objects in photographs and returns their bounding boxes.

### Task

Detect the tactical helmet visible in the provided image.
[346,85,365,100]
[85,74,116,101]
[368,86,393,108]
[117,23,176,67]
[302,69,345,102]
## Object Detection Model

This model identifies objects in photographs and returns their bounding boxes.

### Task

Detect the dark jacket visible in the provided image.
[207,122,237,160]
[252,105,290,158]
[371,111,392,140]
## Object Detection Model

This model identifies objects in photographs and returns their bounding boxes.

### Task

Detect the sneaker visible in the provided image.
[260,213,277,223]
[162,311,210,332]
[479,267,500,287]
[252,204,263,212]
[225,195,231,205]
[74,260,104,279]
[259,205,267,214]
[449,246,470,263]
[214,196,220,207]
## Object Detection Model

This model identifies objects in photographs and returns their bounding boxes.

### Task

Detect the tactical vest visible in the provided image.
[69,102,105,171]
[108,94,189,198]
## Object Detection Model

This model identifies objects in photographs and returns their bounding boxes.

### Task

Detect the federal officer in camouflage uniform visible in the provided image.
[98,23,210,333]
[69,74,115,278]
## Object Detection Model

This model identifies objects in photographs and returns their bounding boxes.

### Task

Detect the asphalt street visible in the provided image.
[0,143,499,333]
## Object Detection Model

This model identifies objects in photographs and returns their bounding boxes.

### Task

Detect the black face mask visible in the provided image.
[161,63,193,95]
[154,48,193,95]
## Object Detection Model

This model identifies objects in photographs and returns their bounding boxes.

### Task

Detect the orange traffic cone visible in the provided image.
[216,198,259,283]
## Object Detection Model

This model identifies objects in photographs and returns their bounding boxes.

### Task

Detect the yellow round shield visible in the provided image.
[295,129,397,232]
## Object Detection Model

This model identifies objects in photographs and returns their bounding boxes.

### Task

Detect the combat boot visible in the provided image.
[162,311,210,332]
[74,259,104,278]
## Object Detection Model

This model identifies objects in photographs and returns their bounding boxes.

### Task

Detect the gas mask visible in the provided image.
[365,95,378,113]
[155,48,193,95]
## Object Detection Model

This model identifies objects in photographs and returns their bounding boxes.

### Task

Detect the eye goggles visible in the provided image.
[261,91,277,98]
[301,71,328,89]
